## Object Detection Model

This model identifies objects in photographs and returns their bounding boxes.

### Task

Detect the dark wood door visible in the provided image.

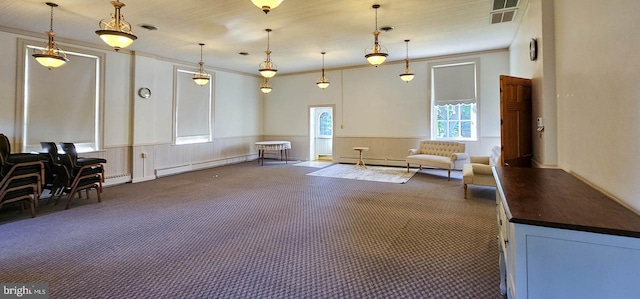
[500,75,532,167]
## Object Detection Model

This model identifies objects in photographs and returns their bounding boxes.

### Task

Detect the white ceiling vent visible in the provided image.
[491,0,519,24]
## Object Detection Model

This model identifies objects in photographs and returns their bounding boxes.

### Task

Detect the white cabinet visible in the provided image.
[494,167,640,299]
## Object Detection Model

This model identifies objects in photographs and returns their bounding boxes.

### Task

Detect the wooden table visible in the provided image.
[255,141,291,166]
[353,147,369,168]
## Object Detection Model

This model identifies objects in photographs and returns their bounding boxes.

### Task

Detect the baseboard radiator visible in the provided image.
[105,173,132,186]
[155,155,254,178]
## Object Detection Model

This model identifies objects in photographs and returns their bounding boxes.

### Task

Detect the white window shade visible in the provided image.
[175,69,212,144]
[433,63,476,105]
[24,46,100,152]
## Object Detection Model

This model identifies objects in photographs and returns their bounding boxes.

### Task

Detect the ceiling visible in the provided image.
[0,0,528,75]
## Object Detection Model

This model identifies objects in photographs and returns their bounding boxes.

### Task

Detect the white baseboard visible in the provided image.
[131,175,156,183]
[151,155,255,180]
[104,174,131,186]
[155,165,191,177]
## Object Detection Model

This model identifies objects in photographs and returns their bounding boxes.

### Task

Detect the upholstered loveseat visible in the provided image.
[406,141,469,180]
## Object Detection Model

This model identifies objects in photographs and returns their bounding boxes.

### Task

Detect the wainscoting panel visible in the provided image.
[261,135,308,161]
[84,146,132,186]
[130,136,261,182]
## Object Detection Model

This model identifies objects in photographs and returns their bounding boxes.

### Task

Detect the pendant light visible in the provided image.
[193,43,210,86]
[316,52,330,89]
[364,4,388,67]
[95,0,137,51]
[260,78,272,94]
[251,0,284,14]
[259,29,278,78]
[32,2,68,69]
[399,40,415,83]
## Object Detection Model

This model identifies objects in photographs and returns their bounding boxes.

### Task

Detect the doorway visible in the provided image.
[309,106,334,161]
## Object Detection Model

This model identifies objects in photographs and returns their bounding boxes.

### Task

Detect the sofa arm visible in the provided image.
[471,163,494,175]
[408,149,418,155]
[470,156,490,165]
[451,153,469,162]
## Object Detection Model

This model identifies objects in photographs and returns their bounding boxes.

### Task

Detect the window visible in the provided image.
[174,68,213,145]
[19,40,103,153]
[430,60,478,140]
[318,111,332,137]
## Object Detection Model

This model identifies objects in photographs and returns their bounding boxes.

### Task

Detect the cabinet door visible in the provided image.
[499,75,532,167]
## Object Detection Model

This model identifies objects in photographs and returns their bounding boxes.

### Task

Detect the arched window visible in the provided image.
[318,112,332,137]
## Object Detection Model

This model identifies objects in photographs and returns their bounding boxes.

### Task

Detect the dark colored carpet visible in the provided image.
[0,162,500,298]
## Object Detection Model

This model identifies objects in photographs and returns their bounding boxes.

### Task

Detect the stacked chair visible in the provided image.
[0,134,45,217]
[41,142,106,209]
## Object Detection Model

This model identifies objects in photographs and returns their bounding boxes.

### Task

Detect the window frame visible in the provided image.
[172,66,214,145]
[16,39,105,153]
[428,59,480,141]
[317,111,333,138]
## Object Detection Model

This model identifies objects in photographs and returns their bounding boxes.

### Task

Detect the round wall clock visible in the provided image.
[529,38,538,61]
[138,87,151,99]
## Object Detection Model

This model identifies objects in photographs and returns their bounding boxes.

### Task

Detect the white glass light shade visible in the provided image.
[251,0,284,13]
[365,52,388,66]
[193,75,210,86]
[399,73,415,82]
[316,77,330,89]
[96,30,136,50]
[259,68,277,78]
[34,53,68,69]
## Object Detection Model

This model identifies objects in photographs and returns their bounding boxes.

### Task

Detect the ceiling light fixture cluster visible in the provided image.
[258,29,278,94]
[33,2,68,69]
[95,0,137,51]
[193,43,211,86]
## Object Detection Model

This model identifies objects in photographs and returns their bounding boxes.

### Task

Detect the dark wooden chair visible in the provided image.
[0,134,44,217]
[57,142,106,209]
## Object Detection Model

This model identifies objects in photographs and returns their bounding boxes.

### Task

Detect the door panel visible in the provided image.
[500,75,533,167]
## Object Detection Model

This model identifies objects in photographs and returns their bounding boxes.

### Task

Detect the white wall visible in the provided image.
[511,0,640,212]
[509,0,558,167]
[265,51,508,162]
[1,27,264,184]
[554,0,640,212]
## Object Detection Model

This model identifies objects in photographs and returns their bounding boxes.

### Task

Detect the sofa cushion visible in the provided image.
[419,141,466,157]
[471,163,493,175]
[406,154,454,169]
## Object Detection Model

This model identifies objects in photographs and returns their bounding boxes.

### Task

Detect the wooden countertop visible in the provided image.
[493,167,640,238]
